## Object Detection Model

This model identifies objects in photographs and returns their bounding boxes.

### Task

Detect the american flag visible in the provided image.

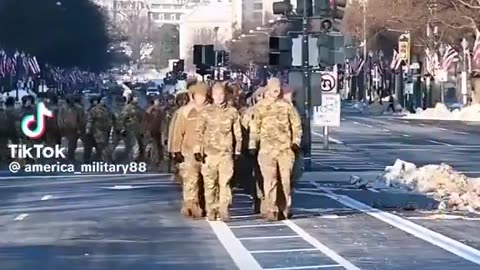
[424,48,439,75]
[28,56,41,74]
[390,49,401,71]
[473,34,480,70]
[441,45,459,70]
[0,50,6,77]
[351,56,365,76]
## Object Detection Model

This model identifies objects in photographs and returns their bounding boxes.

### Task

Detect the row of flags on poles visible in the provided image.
[0,48,101,85]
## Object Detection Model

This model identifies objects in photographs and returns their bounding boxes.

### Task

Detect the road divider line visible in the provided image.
[208,221,263,270]
[427,140,453,147]
[264,264,342,270]
[283,220,361,270]
[238,235,301,240]
[14,214,29,221]
[41,195,52,201]
[439,128,448,131]
[312,131,344,144]
[250,248,318,254]
[363,124,373,128]
[301,183,480,266]
[383,129,390,132]
[353,121,360,125]
[402,134,410,137]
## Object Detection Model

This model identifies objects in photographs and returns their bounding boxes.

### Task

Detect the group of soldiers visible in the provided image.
[167,77,302,222]
[0,76,303,222]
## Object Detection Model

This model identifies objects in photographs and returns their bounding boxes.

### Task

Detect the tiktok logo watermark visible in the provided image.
[20,101,53,139]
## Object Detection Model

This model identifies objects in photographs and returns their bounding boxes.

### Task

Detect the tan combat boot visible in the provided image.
[181,201,193,218]
[191,202,204,219]
[219,207,230,222]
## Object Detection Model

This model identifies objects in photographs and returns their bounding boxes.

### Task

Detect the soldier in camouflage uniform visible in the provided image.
[119,95,145,162]
[43,95,62,147]
[58,96,85,162]
[194,82,242,221]
[241,86,266,214]
[145,97,165,170]
[83,97,100,163]
[85,97,115,162]
[170,83,208,219]
[248,78,302,221]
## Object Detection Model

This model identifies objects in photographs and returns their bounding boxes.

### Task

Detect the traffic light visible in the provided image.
[193,44,215,67]
[215,50,231,67]
[330,0,347,31]
[318,33,348,66]
[296,0,312,16]
[314,0,329,16]
[173,59,184,73]
[269,36,292,67]
[273,0,292,15]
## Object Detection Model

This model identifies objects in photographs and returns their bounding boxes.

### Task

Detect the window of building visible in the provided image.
[152,13,160,20]
[151,4,161,9]
[176,13,181,20]
[254,3,262,10]
[158,13,164,20]
[169,13,176,21]
[253,11,262,19]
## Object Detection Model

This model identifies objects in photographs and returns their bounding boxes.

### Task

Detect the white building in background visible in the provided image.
[179,2,235,70]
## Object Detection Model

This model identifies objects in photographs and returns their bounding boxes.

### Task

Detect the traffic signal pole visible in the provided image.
[302,0,312,171]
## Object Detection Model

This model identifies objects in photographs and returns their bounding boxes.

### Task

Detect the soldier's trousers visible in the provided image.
[258,150,295,217]
[179,154,203,212]
[65,133,80,162]
[148,132,163,168]
[201,154,233,215]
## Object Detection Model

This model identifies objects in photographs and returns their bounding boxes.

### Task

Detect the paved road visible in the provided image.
[1,171,480,270]
[2,102,480,269]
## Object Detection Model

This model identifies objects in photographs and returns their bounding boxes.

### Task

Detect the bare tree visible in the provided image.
[151,24,179,68]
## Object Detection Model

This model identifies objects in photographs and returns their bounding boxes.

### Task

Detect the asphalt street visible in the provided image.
[2,101,480,269]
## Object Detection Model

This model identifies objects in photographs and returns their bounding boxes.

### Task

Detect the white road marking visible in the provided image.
[457,131,469,135]
[208,221,263,270]
[300,185,480,266]
[383,129,390,132]
[14,214,29,221]
[341,118,346,121]
[427,140,453,147]
[41,195,52,201]
[419,123,426,127]
[402,120,410,124]
[311,131,344,144]
[353,121,360,125]
[264,265,342,270]
[229,223,286,229]
[250,248,318,254]
[363,124,373,128]
[238,235,301,240]
[401,134,410,137]
[283,220,361,270]
[439,128,448,131]
[367,188,380,193]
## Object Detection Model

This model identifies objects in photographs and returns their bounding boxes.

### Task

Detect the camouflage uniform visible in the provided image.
[43,96,62,147]
[85,99,114,162]
[119,97,145,162]
[170,84,208,218]
[145,100,165,169]
[249,86,302,221]
[195,102,242,221]
[58,97,85,162]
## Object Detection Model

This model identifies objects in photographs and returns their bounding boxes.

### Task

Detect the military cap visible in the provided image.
[5,96,15,106]
[189,82,208,97]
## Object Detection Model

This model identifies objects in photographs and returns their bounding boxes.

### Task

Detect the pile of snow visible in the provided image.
[351,98,406,116]
[405,103,480,121]
[370,159,480,212]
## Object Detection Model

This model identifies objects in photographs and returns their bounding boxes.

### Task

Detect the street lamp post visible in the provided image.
[438,44,446,103]
[461,38,469,105]
[362,0,367,101]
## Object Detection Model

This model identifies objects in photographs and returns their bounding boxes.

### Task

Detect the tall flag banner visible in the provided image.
[390,49,401,71]
[473,34,480,71]
[441,45,459,70]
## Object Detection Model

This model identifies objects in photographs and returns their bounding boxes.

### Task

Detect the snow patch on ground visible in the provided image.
[404,103,480,121]
[365,159,480,212]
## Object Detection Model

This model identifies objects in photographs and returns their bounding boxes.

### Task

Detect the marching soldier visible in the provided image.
[145,97,165,170]
[119,94,145,163]
[85,97,114,162]
[169,83,209,219]
[58,95,85,162]
[194,82,242,221]
[248,78,302,221]
[241,86,266,214]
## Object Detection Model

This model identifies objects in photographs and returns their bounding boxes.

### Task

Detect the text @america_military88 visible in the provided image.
[8,161,147,174]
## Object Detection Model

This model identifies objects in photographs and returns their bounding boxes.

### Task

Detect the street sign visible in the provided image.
[398,33,410,64]
[320,71,337,92]
[405,82,413,95]
[435,70,448,82]
[313,93,341,127]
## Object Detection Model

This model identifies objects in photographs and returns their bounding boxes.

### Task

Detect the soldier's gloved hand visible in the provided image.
[164,139,168,145]
[233,153,241,160]
[248,149,257,156]
[174,152,184,163]
[291,143,300,155]
[194,153,203,162]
